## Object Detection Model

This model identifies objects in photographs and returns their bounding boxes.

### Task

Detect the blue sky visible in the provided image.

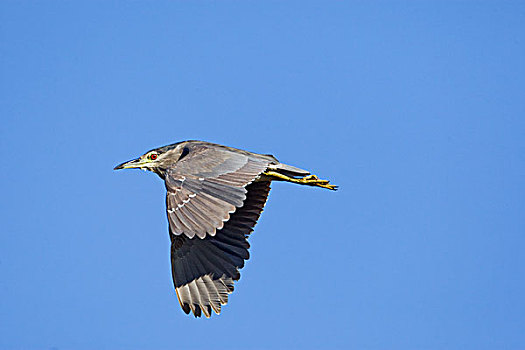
[1,1,524,349]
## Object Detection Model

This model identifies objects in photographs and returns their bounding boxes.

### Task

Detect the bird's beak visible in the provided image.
[114,157,145,170]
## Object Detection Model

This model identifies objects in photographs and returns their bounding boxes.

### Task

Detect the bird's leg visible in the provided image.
[302,174,322,181]
[263,171,338,190]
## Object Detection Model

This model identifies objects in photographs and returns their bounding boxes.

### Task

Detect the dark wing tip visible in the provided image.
[182,303,191,314]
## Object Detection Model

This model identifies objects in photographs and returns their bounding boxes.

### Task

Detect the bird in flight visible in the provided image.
[114,140,337,317]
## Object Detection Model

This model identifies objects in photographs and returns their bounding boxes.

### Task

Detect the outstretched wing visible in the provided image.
[165,145,270,239]
[170,181,271,317]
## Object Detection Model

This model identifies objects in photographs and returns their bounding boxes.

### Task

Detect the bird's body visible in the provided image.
[114,140,336,317]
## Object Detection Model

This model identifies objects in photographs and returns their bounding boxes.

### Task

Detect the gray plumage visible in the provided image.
[114,140,336,318]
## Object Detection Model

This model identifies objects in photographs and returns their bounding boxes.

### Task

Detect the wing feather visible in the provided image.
[165,146,270,239]
[170,181,271,317]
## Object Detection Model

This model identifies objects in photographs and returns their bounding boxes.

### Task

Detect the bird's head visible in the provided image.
[114,143,187,177]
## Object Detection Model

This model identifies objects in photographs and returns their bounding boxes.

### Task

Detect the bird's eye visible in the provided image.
[150,153,158,160]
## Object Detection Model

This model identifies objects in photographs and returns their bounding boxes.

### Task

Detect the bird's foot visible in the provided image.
[263,171,338,191]
[298,175,338,190]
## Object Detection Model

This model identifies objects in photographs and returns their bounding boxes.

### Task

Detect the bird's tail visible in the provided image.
[264,163,338,191]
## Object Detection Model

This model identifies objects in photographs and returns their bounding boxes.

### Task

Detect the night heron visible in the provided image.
[114,140,337,317]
